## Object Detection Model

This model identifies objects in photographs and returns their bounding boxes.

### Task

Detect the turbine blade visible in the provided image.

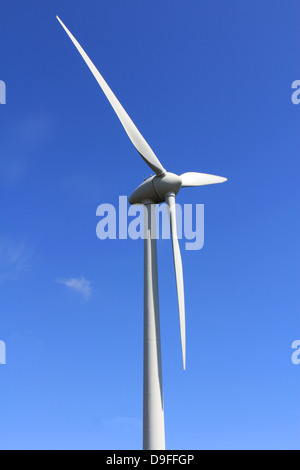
[165,193,186,370]
[181,172,227,187]
[56,16,166,176]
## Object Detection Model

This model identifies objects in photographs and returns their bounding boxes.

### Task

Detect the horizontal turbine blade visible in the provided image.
[165,193,186,370]
[56,16,166,176]
[181,172,227,187]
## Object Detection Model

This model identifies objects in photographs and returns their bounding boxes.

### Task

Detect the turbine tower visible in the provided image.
[57,16,227,450]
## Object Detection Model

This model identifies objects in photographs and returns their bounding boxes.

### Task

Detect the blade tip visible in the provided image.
[218,176,228,184]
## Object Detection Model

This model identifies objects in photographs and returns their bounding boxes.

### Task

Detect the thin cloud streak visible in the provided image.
[0,239,32,283]
[57,277,92,300]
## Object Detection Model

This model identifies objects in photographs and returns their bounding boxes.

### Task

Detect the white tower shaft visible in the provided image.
[143,204,165,450]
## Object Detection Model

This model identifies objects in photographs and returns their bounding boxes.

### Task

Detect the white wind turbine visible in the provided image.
[57,16,227,450]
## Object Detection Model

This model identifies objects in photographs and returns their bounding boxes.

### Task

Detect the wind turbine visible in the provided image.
[57,16,227,450]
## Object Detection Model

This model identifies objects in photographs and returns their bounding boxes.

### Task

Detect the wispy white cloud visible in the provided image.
[0,239,32,283]
[57,277,92,300]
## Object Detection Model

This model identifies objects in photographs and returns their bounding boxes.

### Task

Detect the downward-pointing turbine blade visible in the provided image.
[165,193,186,370]
[181,172,227,187]
[56,16,166,176]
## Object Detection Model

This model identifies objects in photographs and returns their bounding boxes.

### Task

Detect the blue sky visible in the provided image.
[0,0,299,450]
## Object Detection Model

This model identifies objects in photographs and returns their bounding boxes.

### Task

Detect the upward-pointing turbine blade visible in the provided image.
[56,16,166,176]
[181,172,227,187]
[165,193,186,370]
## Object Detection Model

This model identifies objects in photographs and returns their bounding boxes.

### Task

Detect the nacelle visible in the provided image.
[129,172,182,205]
